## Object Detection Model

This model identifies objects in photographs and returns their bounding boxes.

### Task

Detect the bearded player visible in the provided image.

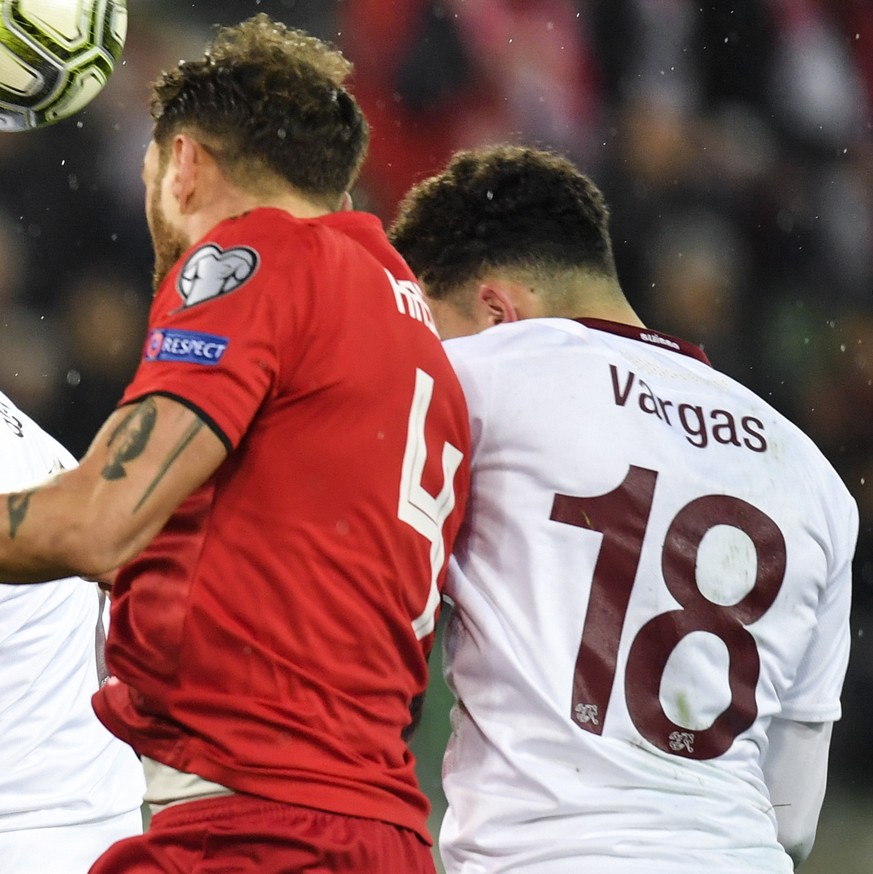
[390,145,856,873]
[0,15,469,874]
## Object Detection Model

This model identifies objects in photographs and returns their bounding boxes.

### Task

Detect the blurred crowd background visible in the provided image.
[0,0,871,869]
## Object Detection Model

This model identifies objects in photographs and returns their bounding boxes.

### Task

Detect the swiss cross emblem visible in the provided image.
[669,731,696,754]
[574,703,600,726]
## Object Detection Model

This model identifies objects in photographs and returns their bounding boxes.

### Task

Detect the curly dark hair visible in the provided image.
[150,14,368,206]
[389,146,618,302]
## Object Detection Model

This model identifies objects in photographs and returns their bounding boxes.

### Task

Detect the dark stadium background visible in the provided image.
[1,1,870,869]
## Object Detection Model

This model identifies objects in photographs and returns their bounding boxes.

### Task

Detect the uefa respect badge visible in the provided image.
[144,328,229,366]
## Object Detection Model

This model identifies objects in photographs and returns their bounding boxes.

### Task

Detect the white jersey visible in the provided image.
[440,318,856,873]
[0,393,144,836]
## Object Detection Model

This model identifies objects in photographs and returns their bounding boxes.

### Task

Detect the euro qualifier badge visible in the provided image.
[177,244,260,307]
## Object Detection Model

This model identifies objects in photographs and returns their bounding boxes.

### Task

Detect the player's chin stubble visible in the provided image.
[148,197,188,294]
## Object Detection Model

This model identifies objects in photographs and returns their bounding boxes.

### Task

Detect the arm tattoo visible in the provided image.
[102,398,158,481]
[8,490,34,539]
[133,419,205,513]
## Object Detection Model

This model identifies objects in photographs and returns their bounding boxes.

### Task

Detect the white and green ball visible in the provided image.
[0,0,126,132]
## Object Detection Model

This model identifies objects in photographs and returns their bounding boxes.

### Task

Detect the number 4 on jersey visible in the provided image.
[551,465,786,759]
[399,368,464,640]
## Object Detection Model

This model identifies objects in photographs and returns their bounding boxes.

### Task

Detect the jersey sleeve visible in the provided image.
[779,491,857,723]
[120,229,283,451]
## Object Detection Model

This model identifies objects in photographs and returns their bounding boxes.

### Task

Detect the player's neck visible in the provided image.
[577,301,646,329]
[550,279,646,329]
[186,191,336,241]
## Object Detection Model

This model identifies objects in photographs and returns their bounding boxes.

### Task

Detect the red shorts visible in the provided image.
[88,794,436,874]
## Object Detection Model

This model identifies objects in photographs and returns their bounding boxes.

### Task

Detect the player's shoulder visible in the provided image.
[0,389,43,442]
[195,207,387,278]
[691,358,855,507]
[444,319,674,384]
[444,318,564,360]
[169,208,312,310]
[192,206,317,268]
[214,206,384,250]
[0,392,74,485]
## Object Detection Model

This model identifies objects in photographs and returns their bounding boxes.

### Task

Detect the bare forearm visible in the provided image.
[0,478,109,582]
[0,396,227,584]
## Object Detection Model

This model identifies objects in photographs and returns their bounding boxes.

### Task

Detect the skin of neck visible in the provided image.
[184,180,335,243]
[426,272,646,341]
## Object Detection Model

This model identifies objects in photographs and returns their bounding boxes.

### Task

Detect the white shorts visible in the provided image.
[0,808,143,874]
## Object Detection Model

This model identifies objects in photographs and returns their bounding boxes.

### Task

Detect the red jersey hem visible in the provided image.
[92,682,432,845]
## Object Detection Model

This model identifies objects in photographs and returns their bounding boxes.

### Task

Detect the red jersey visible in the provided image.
[93,208,470,840]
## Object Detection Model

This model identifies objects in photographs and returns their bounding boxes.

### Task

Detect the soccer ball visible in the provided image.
[0,0,127,132]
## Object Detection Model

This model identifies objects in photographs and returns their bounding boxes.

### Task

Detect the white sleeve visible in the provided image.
[779,490,855,721]
[762,717,833,868]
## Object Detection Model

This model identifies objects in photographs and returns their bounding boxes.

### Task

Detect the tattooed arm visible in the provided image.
[0,395,227,583]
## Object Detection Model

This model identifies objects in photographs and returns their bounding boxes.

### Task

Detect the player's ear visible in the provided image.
[170,134,202,213]
[339,191,354,211]
[478,282,520,327]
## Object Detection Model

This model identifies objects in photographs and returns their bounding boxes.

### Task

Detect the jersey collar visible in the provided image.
[573,318,712,366]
